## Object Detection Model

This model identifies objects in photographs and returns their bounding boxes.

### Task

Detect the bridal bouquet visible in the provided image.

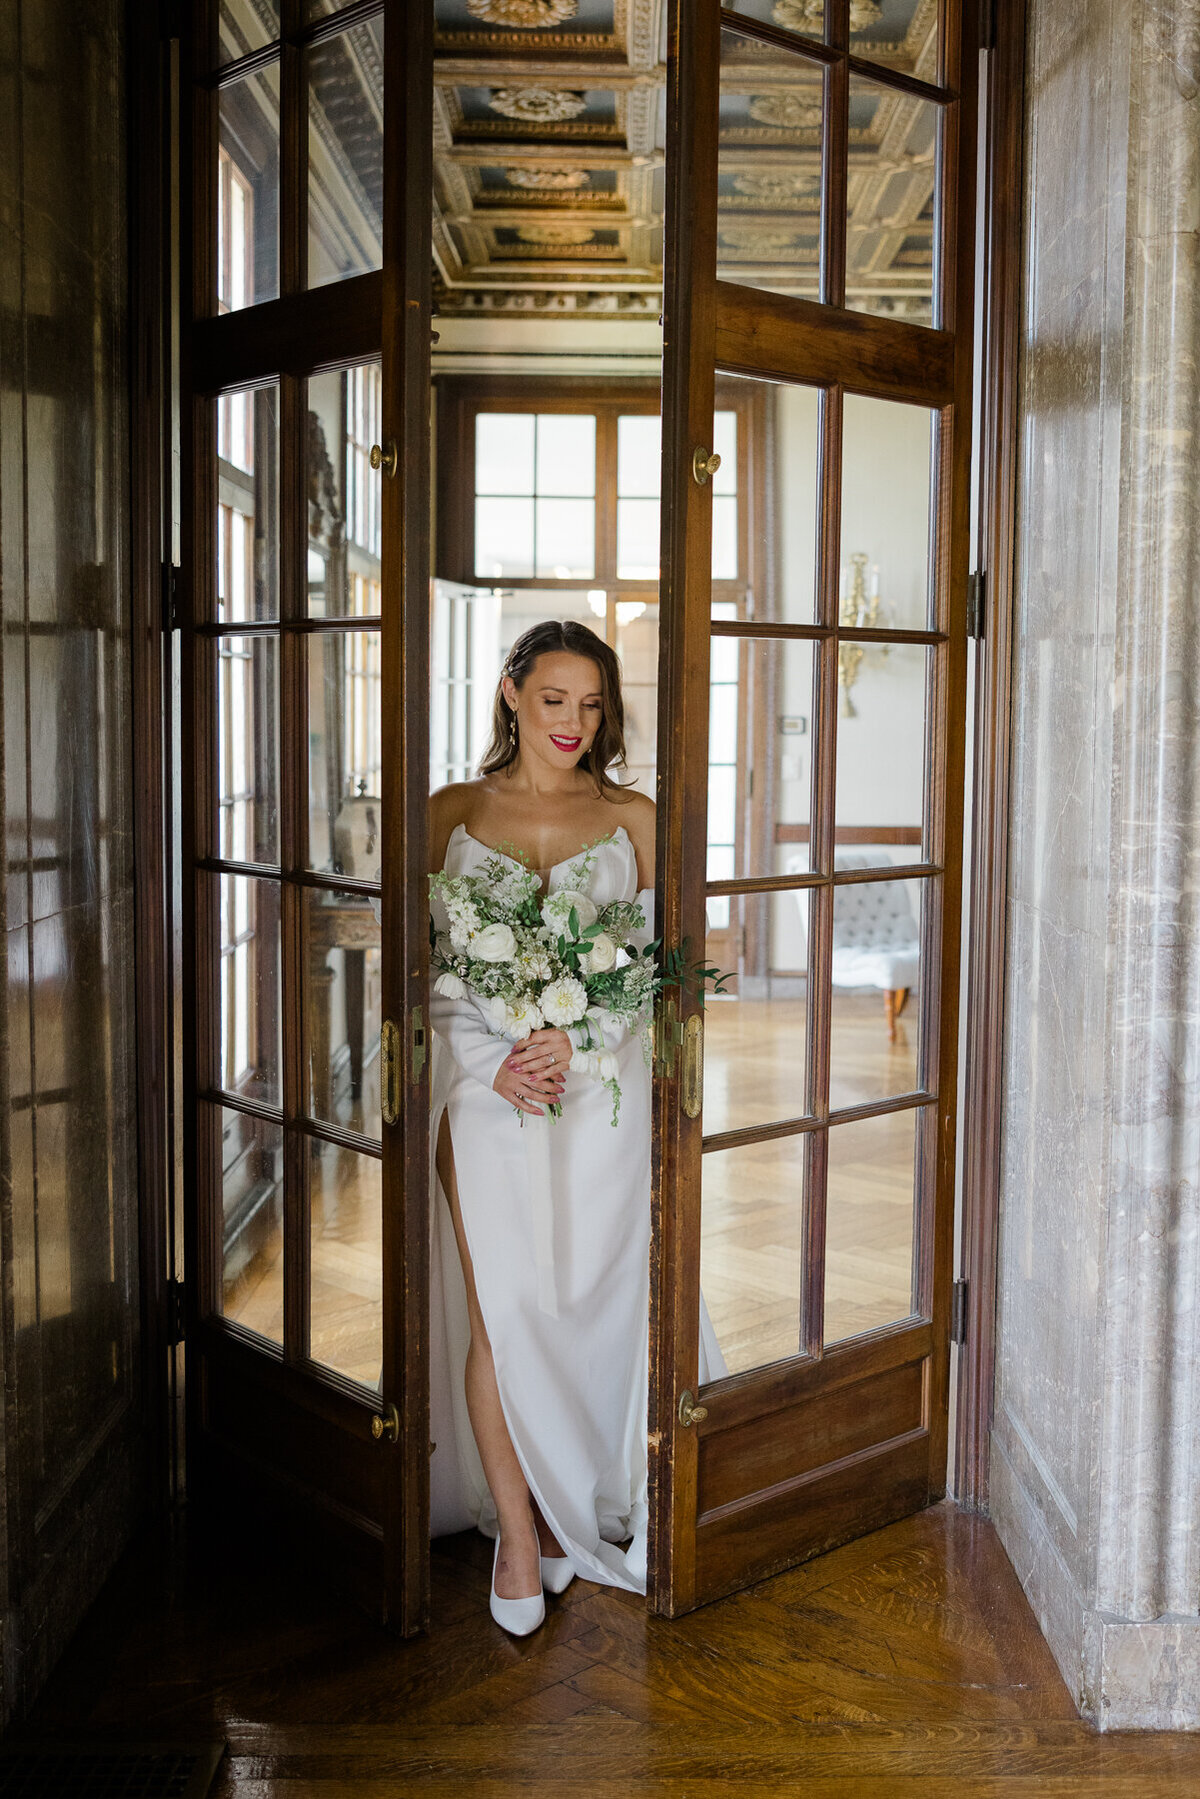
[429,840,659,1125]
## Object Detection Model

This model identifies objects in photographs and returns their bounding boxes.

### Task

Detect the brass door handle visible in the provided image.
[371,1402,400,1443]
[678,1389,708,1428]
[692,445,722,485]
[369,440,398,478]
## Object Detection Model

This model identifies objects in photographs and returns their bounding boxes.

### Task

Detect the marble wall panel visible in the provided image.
[994,0,1200,1732]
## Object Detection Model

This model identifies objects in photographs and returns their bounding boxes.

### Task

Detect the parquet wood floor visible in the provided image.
[25,1503,1200,1795]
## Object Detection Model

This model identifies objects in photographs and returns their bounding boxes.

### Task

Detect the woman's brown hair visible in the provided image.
[478,619,631,794]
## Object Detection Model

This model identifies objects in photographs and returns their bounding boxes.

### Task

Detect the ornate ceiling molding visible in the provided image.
[467,0,580,25]
[516,222,597,242]
[488,86,589,121]
[747,92,823,130]
[505,165,591,187]
[731,170,820,202]
[772,0,882,31]
[719,225,811,255]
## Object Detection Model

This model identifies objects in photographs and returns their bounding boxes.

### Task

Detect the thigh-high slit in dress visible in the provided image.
[425,823,726,1592]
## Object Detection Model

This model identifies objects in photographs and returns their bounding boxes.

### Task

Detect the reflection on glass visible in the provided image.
[847,76,940,326]
[835,642,928,846]
[725,0,826,40]
[845,0,939,79]
[707,633,815,892]
[307,363,382,618]
[305,887,381,1141]
[307,631,381,874]
[830,871,925,1106]
[310,1142,381,1387]
[840,395,933,632]
[614,598,658,795]
[217,0,279,66]
[214,873,281,1105]
[218,1105,284,1344]
[474,413,596,580]
[308,19,384,287]
[824,1109,918,1345]
[218,635,279,865]
[217,383,279,623]
[703,993,809,1136]
[706,612,738,935]
[701,1133,807,1377]
[711,410,739,580]
[218,65,280,311]
[718,29,823,302]
[431,581,503,790]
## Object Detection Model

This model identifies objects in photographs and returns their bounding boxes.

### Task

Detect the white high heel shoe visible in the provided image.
[540,1553,575,1595]
[489,1533,545,1637]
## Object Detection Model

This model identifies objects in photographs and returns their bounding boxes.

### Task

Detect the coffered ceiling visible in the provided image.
[429,0,938,322]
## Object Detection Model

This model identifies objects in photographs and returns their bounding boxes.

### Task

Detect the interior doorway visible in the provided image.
[175,0,979,1633]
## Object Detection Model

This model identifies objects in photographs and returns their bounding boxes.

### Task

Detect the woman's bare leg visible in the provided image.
[436,1110,548,1598]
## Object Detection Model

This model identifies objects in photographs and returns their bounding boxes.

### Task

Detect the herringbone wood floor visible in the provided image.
[25,1502,1200,1794]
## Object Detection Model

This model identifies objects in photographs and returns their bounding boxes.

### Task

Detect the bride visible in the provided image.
[426,618,724,1636]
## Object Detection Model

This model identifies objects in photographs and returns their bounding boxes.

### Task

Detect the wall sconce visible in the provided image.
[837,551,888,717]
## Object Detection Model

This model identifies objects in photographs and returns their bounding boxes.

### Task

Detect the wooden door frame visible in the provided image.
[952,0,1027,1511]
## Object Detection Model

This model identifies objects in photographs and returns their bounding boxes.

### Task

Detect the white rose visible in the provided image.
[488,995,509,1028]
[469,922,516,963]
[434,970,466,1000]
[582,932,617,974]
[539,975,589,1027]
[543,888,598,933]
[504,996,543,1039]
[598,1051,619,1082]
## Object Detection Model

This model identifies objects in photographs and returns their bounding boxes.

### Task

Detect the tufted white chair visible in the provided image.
[786,851,919,1039]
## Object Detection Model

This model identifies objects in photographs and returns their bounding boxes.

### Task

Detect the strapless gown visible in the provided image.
[426,823,726,1592]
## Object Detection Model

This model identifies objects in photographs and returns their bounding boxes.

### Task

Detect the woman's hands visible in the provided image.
[492,1028,573,1116]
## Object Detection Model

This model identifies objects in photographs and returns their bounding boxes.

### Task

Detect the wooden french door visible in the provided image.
[651,0,977,1613]
[181,0,432,1631]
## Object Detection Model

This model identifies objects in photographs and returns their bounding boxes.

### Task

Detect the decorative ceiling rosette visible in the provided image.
[747,91,823,130]
[516,223,596,244]
[488,87,588,123]
[772,0,882,30]
[732,171,820,202]
[505,166,590,189]
[466,0,579,25]
[720,225,805,255]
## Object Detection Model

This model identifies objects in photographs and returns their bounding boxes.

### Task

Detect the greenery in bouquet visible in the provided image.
[429,836,728,1126]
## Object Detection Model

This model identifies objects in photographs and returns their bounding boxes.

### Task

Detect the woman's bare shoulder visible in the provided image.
[612,787,655,885]
[429,779,487,867]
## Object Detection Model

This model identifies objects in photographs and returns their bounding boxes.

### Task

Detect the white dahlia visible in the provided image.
[539,975,589,1027]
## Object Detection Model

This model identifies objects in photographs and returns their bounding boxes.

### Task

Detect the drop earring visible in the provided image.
[508,708,517,751]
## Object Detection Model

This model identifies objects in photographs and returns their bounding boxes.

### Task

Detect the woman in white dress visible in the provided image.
[426,620,723,1636]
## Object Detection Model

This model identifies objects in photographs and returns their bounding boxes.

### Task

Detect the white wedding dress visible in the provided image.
[426,822,727,1593]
